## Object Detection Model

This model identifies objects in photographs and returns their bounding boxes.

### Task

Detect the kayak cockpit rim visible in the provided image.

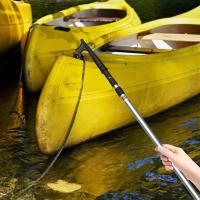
[46,9,127,27]
[99,24,200,55]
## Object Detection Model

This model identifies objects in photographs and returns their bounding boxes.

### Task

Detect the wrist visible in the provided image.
[183,162,200,181]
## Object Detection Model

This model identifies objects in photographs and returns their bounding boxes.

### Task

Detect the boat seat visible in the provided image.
[101,45,171,54]
[138,33,200,42]
[64,17,121,23]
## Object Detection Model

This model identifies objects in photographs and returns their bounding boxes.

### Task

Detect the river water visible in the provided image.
[0,0,200,199]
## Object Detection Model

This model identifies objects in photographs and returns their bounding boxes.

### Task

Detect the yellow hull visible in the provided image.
[37,42,200,154]
[0,0,32,55]
[24,0,141,92]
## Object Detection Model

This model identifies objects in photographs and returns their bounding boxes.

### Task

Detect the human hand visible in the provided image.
[155,144,199,180]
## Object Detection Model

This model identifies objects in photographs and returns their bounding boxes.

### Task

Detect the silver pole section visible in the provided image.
[122,94,200,200]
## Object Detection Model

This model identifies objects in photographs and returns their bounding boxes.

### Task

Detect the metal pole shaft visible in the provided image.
[122,94,200,200]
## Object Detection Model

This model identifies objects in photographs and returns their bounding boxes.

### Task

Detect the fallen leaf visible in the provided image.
[47,179,81,193]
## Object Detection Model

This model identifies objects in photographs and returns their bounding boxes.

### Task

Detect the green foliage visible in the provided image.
[29,0,200,22]
[128,0,200,22]
[29,0,93,21]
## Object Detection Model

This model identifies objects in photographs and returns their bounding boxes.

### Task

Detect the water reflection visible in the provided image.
[127,153,159,171]
[97,191,150,200]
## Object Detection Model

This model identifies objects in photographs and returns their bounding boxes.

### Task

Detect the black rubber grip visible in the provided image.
[115,86,124,97]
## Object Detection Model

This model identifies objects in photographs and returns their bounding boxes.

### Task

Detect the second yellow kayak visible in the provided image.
[37,38,200,153]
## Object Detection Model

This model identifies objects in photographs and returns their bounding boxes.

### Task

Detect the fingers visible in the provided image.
[160,155,168,162]
[155,145,175,171]
[162,160,172,166]
[155,144,183,172]
[165,165,174,171]
[156,146,175,159]
[160,155,173,168]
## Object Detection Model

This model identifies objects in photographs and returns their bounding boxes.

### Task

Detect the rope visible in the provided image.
[4,56,87,200]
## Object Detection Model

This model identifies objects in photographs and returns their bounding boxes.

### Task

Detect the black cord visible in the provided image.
[6,56,87,200]
[8,25,33,126]
[8,63,25,125]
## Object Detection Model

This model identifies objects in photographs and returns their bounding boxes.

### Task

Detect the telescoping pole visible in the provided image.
[76,39,200,200]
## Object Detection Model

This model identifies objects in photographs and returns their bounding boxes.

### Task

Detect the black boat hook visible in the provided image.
[76,39,200,200]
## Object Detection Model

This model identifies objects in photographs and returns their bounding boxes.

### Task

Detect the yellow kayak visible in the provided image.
[0,0,32,55]
[36,12,200,153]
[23,0,141,92]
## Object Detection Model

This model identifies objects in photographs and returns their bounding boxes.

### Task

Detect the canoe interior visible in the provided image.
[100,24,200,55]
[46,9,126,27]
